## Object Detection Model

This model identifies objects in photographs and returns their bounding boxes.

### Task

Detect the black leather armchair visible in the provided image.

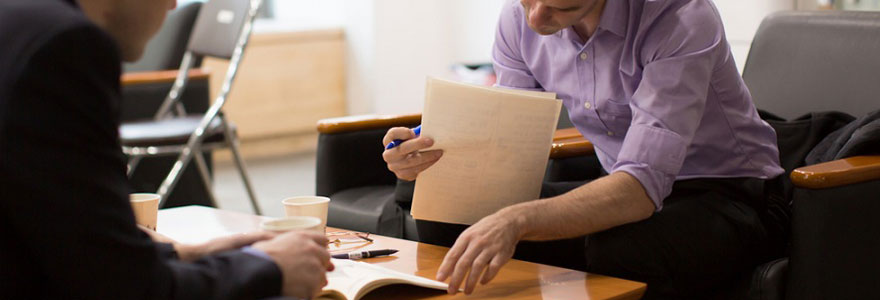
[731,11,880,300]
[315,110,591,240]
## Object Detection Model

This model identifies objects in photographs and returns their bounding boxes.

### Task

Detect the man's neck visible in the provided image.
[571,0,607,42]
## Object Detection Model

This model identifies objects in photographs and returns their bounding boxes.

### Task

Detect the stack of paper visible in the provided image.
[411,78,561,225]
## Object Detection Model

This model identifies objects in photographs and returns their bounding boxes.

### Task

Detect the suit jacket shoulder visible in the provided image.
[0,1,282,299]
[0,0,98,91]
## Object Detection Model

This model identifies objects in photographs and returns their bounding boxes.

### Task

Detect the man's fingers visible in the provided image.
[299,231,329,246]
[326,260,335,272]
[464,252,493,294]
[387,150,442,171]
[395,136,434,154]
[395,158,440,180]
[382,127,417,145]
[437,237,470,281]
[480,254,509,285]
[229,231,275,246]
[447,246,481,295]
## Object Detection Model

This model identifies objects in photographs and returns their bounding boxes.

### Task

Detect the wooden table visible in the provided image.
[158,206,645,300]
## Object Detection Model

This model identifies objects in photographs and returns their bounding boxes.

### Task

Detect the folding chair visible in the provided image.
[120,0,264,214]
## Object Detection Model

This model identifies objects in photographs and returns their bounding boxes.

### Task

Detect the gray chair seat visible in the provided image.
[120,115,229,147]
[328,186,404,238]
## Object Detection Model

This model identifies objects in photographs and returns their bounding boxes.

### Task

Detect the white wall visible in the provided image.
[713,0,795,72]
[344,0,505,115]
[260,0,795,115]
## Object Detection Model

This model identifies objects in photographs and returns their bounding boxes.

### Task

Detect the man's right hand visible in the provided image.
[252,231,333,299]
[382,127,443,181]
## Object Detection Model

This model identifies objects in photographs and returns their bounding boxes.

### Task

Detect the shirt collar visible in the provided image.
[597,0,627,37]
[554,0,627,42]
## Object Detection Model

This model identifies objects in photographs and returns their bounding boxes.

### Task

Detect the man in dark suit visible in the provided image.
[0,0,332,299]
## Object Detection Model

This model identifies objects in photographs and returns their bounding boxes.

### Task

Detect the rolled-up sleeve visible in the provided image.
[611,1,725,210]
[492,1,541,90]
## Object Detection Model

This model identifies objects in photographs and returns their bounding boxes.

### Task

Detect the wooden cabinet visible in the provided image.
[204,29,346,158]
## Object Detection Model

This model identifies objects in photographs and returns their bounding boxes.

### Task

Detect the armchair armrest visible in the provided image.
[120,68,210,87]
[315,114,597,196]
[551,127,594,159]
[316,114,595,158]
[317,114,422,135]
[790,155,880,189]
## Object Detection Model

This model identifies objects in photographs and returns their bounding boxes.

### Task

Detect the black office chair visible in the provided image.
[314,107,586,240]
[120,0,264,213]
[728,10,880,300]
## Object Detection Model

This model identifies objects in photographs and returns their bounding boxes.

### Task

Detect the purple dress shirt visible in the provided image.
[493,0,784,209]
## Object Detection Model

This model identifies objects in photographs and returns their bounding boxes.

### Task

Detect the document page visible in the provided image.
[411,78,561,225]
[317,259,447,300]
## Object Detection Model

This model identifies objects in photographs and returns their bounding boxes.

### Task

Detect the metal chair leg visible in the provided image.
[192,150,219,208]
[127,156,143,177]
[222,118,261,215]
[156,146,196,208]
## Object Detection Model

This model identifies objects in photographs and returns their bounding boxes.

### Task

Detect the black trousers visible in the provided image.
[414,177,787,299]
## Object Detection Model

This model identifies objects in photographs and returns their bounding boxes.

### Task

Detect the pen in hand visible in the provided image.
[332,249,398,260]
[385,125,421,150]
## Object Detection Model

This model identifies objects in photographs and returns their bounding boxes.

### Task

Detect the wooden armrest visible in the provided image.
[791,155,880,189]
[317,116,595,158]
[121,69,210,87]
[550,127,594,159]
[317,114,422,134]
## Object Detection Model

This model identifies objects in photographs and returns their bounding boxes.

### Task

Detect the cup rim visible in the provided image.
[282,196,330,206]
[130,193,160,202]
[260,216,322,231]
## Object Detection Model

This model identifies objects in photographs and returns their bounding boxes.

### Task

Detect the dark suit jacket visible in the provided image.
[0,0,283,298]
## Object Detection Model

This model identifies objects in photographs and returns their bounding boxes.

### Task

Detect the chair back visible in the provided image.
[187,0,253,60]
[125,2,203,72]
[154,0,260,119]
[742,11,880,120]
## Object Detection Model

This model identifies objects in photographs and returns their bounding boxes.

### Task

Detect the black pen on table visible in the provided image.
[332,249,398,260]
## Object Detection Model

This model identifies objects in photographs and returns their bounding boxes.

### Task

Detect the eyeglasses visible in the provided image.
[325,231,373,252]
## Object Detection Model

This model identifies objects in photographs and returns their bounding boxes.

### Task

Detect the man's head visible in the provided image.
[77,0,177,62]
[520,0,604,35]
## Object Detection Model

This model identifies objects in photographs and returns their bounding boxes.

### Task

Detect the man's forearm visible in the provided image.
[506,172,655,241]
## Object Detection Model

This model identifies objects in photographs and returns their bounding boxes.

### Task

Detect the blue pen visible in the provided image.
[385,125,421,150]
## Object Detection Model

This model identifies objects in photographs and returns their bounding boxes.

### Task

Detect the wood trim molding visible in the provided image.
[551,127,594,159]
[316,114,422,134]
[121,69,210,87]
[791,155,880,189]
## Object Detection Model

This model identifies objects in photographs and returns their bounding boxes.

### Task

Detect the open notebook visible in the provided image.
[316,259,447,300]
[411,77,562,225]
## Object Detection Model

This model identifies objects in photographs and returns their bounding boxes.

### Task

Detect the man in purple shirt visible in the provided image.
[383,0,786,298]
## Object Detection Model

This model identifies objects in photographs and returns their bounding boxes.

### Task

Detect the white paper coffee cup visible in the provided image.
[282,196,330,232]
[130,193,160,231]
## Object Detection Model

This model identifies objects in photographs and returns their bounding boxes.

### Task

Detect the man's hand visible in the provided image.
[176,231,276,262]
[382,127,443,181]
[137,225,275,262]
[252,231,334,299]
[436,210,524,295]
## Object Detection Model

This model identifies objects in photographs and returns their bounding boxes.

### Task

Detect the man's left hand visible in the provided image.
[436,210,524,295]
